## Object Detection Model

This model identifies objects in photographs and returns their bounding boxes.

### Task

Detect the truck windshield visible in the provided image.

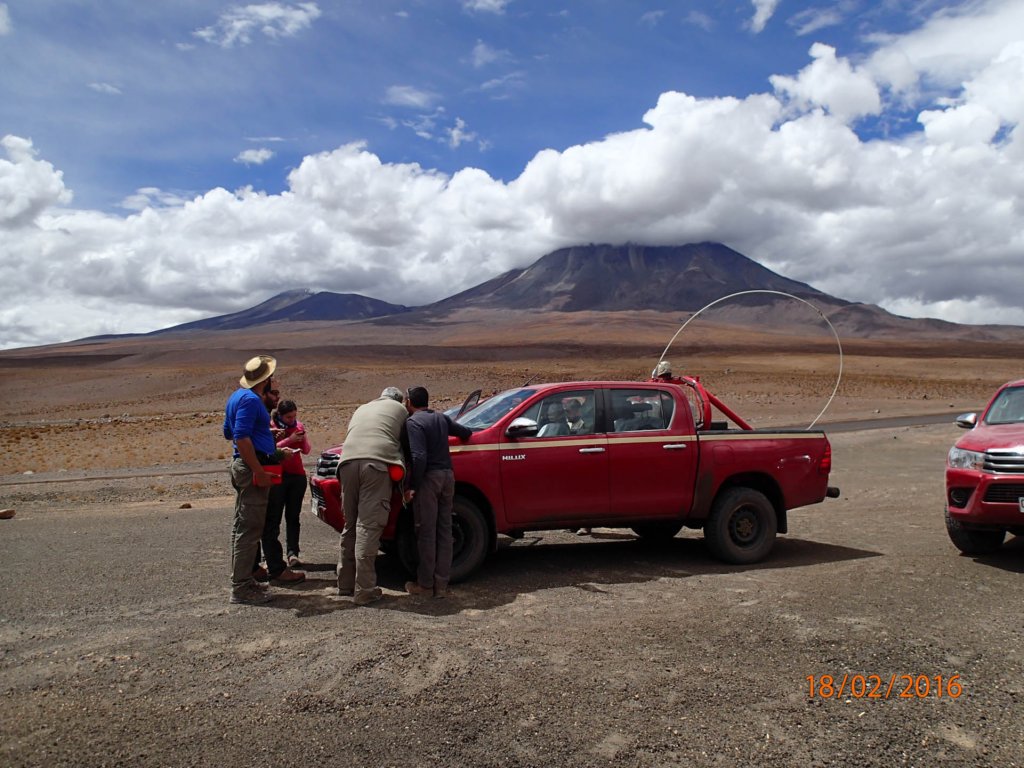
[458,388,537,430]
[984,385,1024,425]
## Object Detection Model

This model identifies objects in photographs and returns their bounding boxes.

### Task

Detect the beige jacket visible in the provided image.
[339,397,408,468]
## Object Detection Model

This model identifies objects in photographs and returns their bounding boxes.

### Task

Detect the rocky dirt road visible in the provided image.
[1,423,1022,767]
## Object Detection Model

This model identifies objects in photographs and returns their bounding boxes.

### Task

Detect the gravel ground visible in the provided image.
[1,423,1022,767]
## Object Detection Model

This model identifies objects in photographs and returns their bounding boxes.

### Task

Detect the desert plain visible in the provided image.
[1,310,1023,767]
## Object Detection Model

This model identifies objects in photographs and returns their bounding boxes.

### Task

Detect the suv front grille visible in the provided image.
[983,483,1024,503]
[983,450,1024,473]
[315,452,341,478]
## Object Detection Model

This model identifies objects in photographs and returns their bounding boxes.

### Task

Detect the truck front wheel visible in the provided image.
[397,495,490,584]
[704,487,777,564]
[944,508,1005,555]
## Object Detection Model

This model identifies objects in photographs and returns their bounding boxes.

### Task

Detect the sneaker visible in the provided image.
[353,587,383,606]
[287,555,303,568]
[405,580,431,596]
[230,586,274,605]
[270,568,306,585]
[253,566,270,583]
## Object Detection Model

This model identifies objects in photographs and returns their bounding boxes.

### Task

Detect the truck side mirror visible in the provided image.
[506,417,539,439]
[955,412,977,429]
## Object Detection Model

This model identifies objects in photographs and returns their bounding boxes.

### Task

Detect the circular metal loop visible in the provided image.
[657,290,843,430]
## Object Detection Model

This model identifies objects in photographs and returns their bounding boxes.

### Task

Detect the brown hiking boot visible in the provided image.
[270,568,306,585]
[405,581,431,596]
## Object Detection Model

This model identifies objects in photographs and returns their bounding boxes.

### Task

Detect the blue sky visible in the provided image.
[1,0,1023,348]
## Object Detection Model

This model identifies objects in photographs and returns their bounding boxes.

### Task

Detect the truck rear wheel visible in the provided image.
[396,495,490,584]
[944,508,1005,555]
[704,487,777,564]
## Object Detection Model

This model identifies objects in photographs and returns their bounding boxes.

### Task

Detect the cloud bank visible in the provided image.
[1,0,1023,349]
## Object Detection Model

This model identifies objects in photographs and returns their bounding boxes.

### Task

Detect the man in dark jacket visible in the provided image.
[404,386,472,598]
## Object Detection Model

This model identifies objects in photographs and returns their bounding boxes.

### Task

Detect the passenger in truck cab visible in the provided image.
[565,399,585,434]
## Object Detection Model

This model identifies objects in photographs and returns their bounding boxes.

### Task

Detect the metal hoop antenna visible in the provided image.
[657,290,843,430]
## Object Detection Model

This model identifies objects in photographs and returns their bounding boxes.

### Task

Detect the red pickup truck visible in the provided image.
[946,378,1024,554]
[310,375,839,582]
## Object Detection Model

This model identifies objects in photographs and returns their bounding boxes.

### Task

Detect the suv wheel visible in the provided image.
[944,508,1005,555]
[704,487,777,564]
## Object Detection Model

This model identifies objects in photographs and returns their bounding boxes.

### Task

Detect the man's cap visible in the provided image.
[240,355,277,389]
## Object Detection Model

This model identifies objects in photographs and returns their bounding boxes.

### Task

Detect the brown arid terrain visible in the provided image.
[2,310,1024,767]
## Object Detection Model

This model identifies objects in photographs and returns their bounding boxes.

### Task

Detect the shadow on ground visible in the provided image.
[261,532,881,618]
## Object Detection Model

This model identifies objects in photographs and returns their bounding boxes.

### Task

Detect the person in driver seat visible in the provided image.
[537,402,569,437]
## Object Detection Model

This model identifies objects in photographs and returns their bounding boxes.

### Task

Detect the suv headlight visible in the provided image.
[948,446,985,471]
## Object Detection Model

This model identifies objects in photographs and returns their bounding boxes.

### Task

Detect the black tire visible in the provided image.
[945,508,1005,555]
[631,521,684,540]
[396,495,490,584]
[703,487,777,564]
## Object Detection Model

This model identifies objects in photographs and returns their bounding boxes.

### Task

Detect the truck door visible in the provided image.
[500,388,609,525]
[605,386,697,518]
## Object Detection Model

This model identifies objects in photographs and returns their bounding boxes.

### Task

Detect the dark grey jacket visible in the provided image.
[406,409,472,491]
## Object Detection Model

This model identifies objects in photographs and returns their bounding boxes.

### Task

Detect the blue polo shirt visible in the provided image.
[223,388,276,458]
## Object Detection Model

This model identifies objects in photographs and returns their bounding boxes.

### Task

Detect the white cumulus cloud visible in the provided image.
[194,2,321,48]
[384,85,438,109]
[235,148,275,165]
[749,0,780,33]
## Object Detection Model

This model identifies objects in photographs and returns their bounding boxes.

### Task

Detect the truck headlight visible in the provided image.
[948,446,985,471]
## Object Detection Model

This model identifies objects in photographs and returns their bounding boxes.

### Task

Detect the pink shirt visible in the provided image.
[276,418,311,475]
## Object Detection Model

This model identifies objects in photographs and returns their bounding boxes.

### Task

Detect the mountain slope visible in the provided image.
[151,290,409,334]
[429,242,836,313]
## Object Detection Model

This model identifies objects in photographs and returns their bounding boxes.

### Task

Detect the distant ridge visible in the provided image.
[56,243,1024,344]
[151,289,410,334]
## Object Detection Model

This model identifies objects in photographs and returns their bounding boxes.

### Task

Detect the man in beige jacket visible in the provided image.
[337,387,409,606]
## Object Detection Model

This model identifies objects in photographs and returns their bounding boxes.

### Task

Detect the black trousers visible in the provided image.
[264,472,307,566]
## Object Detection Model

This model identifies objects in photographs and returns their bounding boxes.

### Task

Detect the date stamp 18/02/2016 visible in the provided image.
[807,674,964,700]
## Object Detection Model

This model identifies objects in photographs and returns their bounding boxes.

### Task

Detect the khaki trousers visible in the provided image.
[229,458,269,592]
[337,460,392,601]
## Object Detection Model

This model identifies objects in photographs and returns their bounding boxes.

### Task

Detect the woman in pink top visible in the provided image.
[270,400,312,567]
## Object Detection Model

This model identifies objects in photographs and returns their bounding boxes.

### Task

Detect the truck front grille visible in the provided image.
[315,452,341,478]
[983,483,1024,503]
[983,450,1024,473]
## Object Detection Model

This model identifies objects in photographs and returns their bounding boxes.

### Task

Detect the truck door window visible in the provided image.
[611,389,672,432]
[522,390,596,437]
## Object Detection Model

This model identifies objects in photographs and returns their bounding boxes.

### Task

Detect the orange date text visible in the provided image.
[807,674,964,700]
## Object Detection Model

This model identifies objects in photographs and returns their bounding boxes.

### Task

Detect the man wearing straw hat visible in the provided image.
[223,355,280,606]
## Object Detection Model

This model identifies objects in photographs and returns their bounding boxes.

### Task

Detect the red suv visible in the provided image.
[946,378,1024,554]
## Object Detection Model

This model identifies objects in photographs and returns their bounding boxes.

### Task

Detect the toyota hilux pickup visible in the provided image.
[946,378,1024,554]
[310,374,840,582]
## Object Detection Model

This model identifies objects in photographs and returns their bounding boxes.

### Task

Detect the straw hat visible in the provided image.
[239,355,277,389]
